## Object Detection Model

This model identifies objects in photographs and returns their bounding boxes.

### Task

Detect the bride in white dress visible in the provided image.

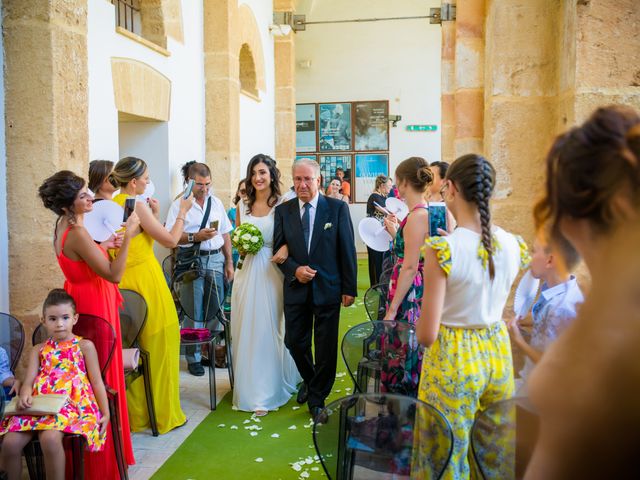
[231,154,301,415]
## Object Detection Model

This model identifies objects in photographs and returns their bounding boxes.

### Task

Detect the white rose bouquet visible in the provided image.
[231,223,264,269]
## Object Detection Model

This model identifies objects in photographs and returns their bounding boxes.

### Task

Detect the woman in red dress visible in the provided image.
[39,170,140,479]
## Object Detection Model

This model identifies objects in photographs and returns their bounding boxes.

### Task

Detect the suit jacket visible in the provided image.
[274,194,357,306]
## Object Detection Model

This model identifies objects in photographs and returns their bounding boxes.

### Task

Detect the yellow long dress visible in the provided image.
[113,194,186,434]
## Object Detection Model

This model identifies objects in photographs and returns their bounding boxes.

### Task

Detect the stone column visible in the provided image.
[203,0,240,203]
[3,0,89,349]
[454,0,485,157]
[273,0,296,188]
[573,0,640,120]
[440,17,456,163]
[484,0,564,240]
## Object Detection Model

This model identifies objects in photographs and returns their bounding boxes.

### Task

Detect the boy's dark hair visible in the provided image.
[546,234,581,272]
[42,289,77,317]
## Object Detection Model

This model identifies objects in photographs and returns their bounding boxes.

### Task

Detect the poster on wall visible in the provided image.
[296,154,317,162]
[319,155,352,201]
[319,103,352,152]
[354,153,389,203]
[296,104,317,152]
[354,101,389,151]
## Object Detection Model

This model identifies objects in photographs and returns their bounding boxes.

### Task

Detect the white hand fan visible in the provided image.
[358,217,392,252]
[513,270,540,318]
[385,197,409,221]
[84,200,124,242]
[137,180,155,201]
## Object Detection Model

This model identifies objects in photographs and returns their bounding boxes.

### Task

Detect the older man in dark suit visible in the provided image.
[273,158,357,420]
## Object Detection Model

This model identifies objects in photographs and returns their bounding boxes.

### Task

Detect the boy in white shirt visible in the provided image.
[509,234,584,396]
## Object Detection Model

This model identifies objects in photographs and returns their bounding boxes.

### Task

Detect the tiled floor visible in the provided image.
[128,359,231,480]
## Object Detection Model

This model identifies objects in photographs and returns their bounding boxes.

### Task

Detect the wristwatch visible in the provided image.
[188,233,195,243]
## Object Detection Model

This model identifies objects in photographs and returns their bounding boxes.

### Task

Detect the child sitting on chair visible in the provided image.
[0,289,109,480]
[0,346,20,399]
[508,234,584,396]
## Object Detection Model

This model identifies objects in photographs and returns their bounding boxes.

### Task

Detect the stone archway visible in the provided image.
[203,1,268,202]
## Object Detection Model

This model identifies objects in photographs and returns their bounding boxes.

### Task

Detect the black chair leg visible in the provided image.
[207,340,217,410]
[224,327,234,388]
[108,393,129,480]
[140,351,159,437]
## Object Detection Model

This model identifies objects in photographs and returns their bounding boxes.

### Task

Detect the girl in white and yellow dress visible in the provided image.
[415,154,530,479]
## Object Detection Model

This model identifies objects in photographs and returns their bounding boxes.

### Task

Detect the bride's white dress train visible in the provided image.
[231,205,301,412]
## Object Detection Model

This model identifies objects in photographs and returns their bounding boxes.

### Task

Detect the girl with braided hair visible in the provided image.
[415,154,530,479]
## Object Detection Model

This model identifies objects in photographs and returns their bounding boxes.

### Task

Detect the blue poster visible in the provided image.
[355,154,389,203]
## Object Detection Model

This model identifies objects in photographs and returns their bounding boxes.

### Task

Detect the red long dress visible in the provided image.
[56,226,135,478]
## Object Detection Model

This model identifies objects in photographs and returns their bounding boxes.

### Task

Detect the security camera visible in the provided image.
[388,114,402,127]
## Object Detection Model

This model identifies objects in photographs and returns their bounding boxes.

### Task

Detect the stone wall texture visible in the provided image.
[3,0,89,371]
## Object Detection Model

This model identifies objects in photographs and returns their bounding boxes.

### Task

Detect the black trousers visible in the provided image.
[284,290,341,409]
[367,246,385,287]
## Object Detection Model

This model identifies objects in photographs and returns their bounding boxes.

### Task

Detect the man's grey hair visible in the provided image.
[292,158,320,177]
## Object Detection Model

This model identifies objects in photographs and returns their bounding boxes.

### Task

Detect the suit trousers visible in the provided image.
[284,287,341,409]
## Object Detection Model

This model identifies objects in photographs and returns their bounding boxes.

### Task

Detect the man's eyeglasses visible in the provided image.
[293,176,317,185]
[239,189,247,195]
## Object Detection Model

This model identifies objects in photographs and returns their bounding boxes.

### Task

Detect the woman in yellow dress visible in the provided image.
[111,156,193,434]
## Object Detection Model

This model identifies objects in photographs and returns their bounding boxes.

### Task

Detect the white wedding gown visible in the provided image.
[231,204,301,412]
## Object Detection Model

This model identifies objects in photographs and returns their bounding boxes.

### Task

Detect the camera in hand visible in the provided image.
[123,197,136,222]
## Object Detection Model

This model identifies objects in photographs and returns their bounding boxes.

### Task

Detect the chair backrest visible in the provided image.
[313,393,453,480]
[470,397,539,480]
[171,269,223,324]
[118,289,148,348]
[161,254,175,286]
[33,313,116,377]
[0,313,25,372]
[341,321,419,394]
[363,284,388,321]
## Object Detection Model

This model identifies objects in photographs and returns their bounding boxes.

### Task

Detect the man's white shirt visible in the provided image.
[165,192,232,251]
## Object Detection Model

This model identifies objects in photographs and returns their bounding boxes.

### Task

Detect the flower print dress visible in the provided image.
[381,204,428,397]
[1,336,105,451]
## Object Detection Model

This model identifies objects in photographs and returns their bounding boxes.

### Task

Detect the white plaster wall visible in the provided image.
[0,0,8,311]
[238,0,276,178]
[295,0,442,252]
[88,0,205,202]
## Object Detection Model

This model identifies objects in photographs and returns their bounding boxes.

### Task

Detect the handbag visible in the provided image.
[174,197,212,279]
[5,393,69,416]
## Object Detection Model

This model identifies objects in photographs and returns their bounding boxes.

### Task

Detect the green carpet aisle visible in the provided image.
[152,260,371,480]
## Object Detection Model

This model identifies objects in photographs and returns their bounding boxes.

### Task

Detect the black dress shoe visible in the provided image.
[297,383,309,404]
[188,362,205,376]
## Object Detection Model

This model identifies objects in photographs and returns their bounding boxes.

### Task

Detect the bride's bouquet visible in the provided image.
[231,223,264,269]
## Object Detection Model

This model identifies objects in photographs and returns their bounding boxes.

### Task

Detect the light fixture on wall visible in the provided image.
[388,114,402,127]
[269,23,292,36]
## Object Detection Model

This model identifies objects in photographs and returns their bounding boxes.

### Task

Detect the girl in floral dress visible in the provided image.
[0,289,109,480]
[382,157,433,397]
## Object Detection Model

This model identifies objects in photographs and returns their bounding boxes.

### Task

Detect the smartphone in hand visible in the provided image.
[183,179,195,199]
[123,197,136,222]
[210,220,219,230]
[428,202,448,236]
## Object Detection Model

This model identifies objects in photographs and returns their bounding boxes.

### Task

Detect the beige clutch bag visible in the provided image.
[4,394,69,416]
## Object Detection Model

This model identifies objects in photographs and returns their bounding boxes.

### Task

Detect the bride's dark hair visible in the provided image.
[244,154,281,214]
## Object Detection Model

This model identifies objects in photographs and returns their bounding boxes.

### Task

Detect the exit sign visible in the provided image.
[406,125,438,132]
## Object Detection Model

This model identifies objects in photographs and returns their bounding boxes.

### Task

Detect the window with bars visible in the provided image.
[112,0,142,36]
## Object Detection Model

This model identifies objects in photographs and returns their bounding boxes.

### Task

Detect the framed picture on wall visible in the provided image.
[319,154,352,202]
[296,104,317,152]
[354,101,389,151]
[354,153,389,203]
[296,154,317,162]
[318,103,352,152]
